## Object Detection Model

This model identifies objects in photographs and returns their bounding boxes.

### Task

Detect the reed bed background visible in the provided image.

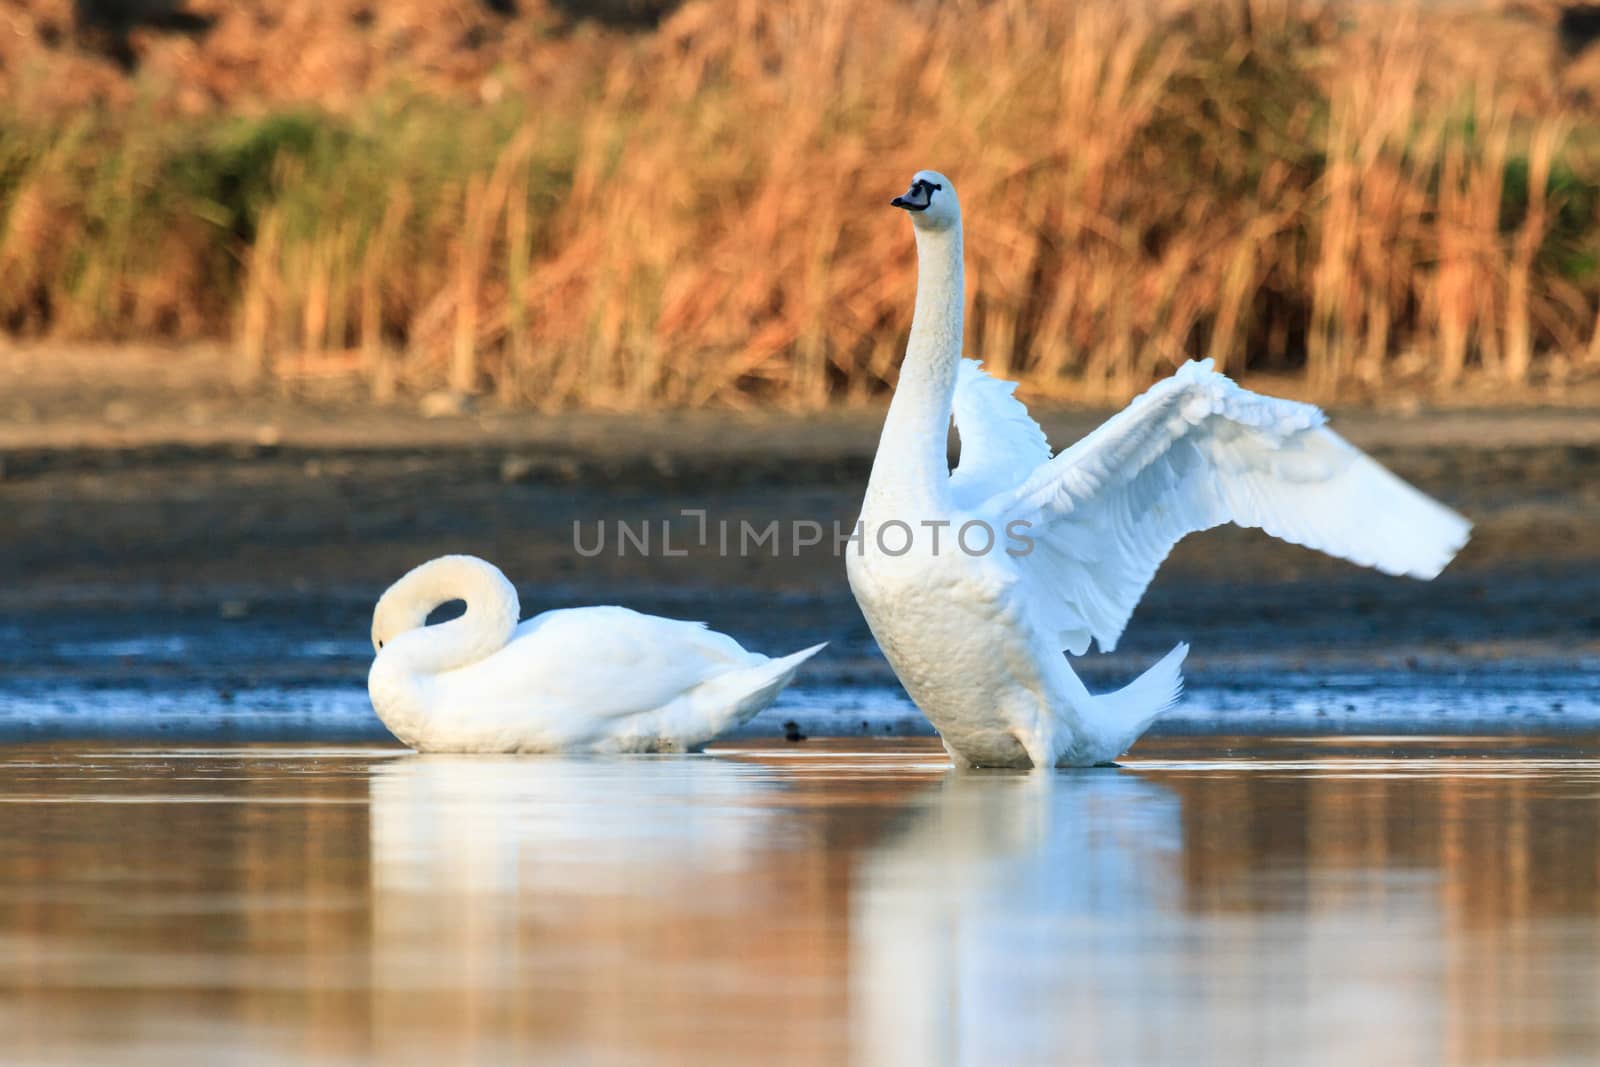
[2,0,1599,408]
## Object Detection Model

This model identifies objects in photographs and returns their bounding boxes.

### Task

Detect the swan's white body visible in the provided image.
[368,555,824,753]
[849,171,1471,769]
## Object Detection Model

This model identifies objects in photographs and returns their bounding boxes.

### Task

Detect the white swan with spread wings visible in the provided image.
[847,170,1471,769]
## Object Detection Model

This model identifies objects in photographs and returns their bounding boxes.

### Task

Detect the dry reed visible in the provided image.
[2,0,1599,408]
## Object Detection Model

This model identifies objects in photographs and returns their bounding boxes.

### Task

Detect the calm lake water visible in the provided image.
[3,738,1599,1066]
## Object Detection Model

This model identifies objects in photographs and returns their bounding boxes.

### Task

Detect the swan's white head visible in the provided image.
[369,554,513,654]
[371,581,426,654]
[891,170,959,231]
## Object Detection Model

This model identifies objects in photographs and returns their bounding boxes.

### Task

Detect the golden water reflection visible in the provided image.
[1,738,1597,1065]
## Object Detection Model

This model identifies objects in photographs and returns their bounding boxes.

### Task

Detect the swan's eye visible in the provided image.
[377,640,384,650]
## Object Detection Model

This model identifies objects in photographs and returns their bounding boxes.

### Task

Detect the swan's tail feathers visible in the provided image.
[700,642,829,726]
[1092,642,1188,748]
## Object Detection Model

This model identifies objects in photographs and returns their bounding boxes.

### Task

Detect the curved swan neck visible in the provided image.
[866,221,965,512]
[374,556,521,677]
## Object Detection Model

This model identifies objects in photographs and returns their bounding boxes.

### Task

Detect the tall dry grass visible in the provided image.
[1,0,1598,408]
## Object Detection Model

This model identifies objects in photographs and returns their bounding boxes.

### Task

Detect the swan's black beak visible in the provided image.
[891,178,937,212]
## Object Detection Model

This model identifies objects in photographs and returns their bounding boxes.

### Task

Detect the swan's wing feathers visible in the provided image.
[984,360,1471,654]
[948,359,1053,509]
[506,606,758,719]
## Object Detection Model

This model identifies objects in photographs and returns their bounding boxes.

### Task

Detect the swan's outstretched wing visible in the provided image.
[948,360,1053,509]
[976,359,1471,655]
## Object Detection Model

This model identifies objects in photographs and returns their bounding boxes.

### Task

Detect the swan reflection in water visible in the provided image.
[364,751,902,1063]
[851,768,1187,1064]
[363,751,1190,1061]
[364,748,1597,1065]
[848,754,1600,1067]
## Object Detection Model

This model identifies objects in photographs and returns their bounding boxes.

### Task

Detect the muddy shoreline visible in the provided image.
[2,421,1595,601]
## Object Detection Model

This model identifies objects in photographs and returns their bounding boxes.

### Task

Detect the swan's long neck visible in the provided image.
[865,221,964,515]
[377,556,521,678]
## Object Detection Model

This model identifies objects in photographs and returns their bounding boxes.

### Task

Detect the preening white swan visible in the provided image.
[368,555,825,752]
[848,170,1472,769]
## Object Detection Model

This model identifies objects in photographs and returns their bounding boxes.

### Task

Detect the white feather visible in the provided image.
[949,359,1052,509]
[976,359,1472,653]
